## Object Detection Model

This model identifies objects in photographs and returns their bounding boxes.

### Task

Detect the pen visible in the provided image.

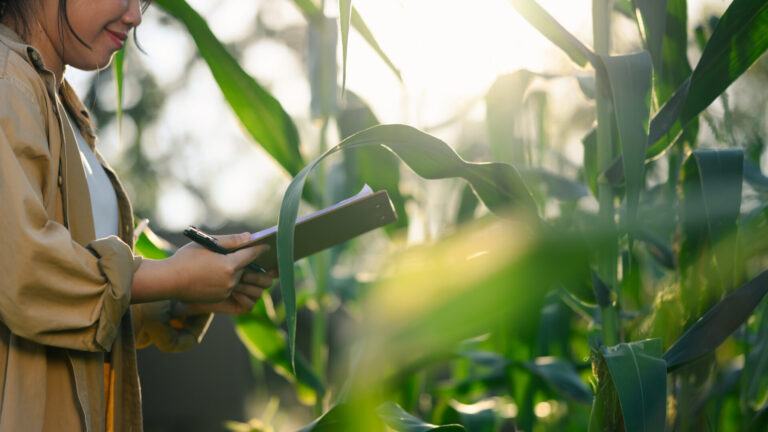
[183,226,267,274]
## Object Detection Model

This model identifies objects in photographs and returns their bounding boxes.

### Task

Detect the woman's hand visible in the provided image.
[177,268,277,316]
[166,232,270,303]
[132,232,276,315]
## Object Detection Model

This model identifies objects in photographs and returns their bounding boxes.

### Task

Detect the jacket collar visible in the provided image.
[0,24,97,149]
[0,24,56,86]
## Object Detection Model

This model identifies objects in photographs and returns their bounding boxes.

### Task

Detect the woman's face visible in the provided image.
[38,0,142,71]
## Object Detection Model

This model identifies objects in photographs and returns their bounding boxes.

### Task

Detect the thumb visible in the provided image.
[215,232,252,249]
[228,240,270,269]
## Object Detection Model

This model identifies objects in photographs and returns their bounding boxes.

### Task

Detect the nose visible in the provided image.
[122,0,143,29]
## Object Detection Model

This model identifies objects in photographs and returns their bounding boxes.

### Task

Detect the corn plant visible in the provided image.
[129,0,768,430]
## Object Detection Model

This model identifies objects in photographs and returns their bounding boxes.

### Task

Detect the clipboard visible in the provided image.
[233,187,397,270]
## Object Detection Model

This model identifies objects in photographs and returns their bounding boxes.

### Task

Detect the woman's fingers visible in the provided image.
[241,271,274,287]
[233,283,264,299]
[230,291,256,313]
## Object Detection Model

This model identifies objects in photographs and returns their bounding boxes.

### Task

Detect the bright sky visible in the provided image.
[65,0,726,232]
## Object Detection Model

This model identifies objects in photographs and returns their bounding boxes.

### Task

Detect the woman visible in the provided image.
[0,0,274,430]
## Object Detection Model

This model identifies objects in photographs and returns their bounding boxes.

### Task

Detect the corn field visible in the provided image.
[129,0,768,430]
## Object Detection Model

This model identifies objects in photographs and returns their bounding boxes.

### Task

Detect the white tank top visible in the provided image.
[65,112,120,239]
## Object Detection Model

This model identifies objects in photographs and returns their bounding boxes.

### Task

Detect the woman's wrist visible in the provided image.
[131,257,186,304]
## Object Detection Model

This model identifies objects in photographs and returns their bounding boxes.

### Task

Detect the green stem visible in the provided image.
[593,0,618,348]
[311,117,331,416]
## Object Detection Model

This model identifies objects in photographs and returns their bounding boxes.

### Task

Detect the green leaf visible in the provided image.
[517,168,589,201]
[297,404,385,432]
[522,357,593,404]
[350,8,403,83]
[648,0,768,158]
[582,117,619,197]
[658,0,692,104]
[456,183,480,224]
[601,52,653,230]
[308,16,338,119]
[605,0,766,183]
[635,230,676,269]
[339,0,352,93]
[601,339,667,432]
[113,46,125,135]
[134,231,170,260]
[290,0,322,17]
[358,221,595,381]
[508,0,592,67]
[277,125,539,366]
[485,70,536,164]
[234,298,325,405]
[749,401,768,431]
[448,401,497,432]
[679,149,743,273]
[337,92,408,231]
[614,0,635,18]
[744,300,768,409]
[155,0,304,176]
[633,0,668,80]
[664,270,768,371]
[376,402,465,431]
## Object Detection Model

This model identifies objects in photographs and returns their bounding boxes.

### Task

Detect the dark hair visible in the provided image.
[0,0,151,50]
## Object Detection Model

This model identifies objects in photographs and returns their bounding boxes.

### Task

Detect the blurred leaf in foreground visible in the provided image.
[376,402,465,431]
[356,219,594,381]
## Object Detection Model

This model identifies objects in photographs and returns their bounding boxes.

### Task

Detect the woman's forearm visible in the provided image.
[130,258,183,304]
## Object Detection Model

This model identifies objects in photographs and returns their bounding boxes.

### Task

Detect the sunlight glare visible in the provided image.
[350,0,592,127]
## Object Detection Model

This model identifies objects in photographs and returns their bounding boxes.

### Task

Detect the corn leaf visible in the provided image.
[350,8,403,83]
[679,149,743,272]
[134,231,170,260]
[664,270,768,371]
[235,298,325,405]
[308,16,338,119]
[113,46,125,134]
[507,0,592,67]
[749,401,768,431]
[517,167,589,201]
[376,402,465,431]
[600,339,667,432]
[297,403,385,431]
[448,402,496,432]
[339,0,352,93]
[522,357,593,404]
[648,0,768,158]
[658,0,692,104]
[155,0,304,176]
[277,125,539,367]
[358,221,595,380]
[485,70,536,164]
[290,0,322,17]
[337,92,408,231]
[744,301,768,409]
[604,0,767,184]
[601,52,653,231]
[633,0,668,80]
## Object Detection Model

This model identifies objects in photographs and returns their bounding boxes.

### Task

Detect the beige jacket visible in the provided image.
[0,25,211,431]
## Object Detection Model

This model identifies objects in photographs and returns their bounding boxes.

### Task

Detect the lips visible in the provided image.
[105,29,127,48]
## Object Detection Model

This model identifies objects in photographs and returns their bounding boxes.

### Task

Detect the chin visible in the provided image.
[71,55,116,72]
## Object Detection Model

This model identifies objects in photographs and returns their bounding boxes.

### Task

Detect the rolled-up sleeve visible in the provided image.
[0,75,134,352]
